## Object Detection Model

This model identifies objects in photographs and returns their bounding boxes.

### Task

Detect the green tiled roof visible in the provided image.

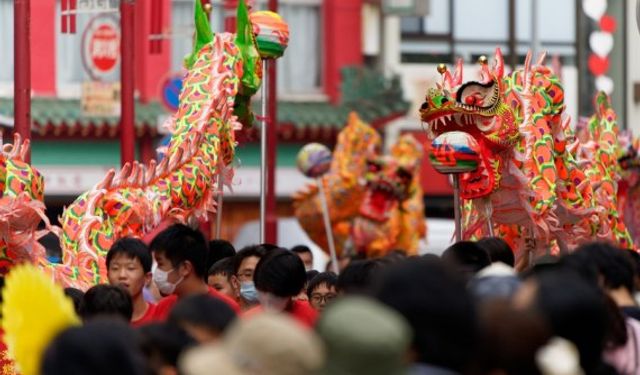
[0,67,409,139]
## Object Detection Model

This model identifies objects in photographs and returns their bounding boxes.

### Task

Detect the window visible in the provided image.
[0,0,14,93]
[400,0,576,65]
[273,1,322,96]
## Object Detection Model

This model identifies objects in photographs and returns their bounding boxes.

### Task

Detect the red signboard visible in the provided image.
[89,24,119,73]
[82,15,120,80]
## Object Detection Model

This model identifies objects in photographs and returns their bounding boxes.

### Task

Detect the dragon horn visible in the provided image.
[96,169,116,190]
[452,58,463,86]
[18,139,30,161]
[523,51,533,91]
[493,47,504,78]
[184,0,215,69]
[145,159,157,185]
[114,163,132,187]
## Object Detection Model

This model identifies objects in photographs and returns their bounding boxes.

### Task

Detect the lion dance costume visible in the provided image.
[420,48,633,262]
[293,113,426,258]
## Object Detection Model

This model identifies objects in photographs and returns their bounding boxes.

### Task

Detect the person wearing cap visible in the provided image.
[315,296,412,375]
[180,313,324,375]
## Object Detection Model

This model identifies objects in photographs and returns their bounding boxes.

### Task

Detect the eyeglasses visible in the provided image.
[236,271,253,281]
[310,293,337,304]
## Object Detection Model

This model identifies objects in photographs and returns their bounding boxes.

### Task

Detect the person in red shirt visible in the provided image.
[149,224,240,321]
[245,248,318,328]
[106,237,157,327]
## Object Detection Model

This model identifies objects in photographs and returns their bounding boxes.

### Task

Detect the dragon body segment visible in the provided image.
[294,113,425,258]
[55,34,244,288]
[421,49,632,259]
[0,0,271,290]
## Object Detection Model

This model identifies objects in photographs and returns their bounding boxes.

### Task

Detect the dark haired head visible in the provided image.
[138,323,196,373]
[337,259,382,295]
[232,245,269,275]
[82,284,133,322]
[375,257,477,372]
[107,237,152,273]
[442,241,491,281]
[528,270,618,373]
[307,272,338,298]
[254,248,306,297]
[64,287,85,315]
[571,242,636,293]
[206,239,236,276]
[168,294,236,342]
[208,257,235,278]
[149,224,208,278]
[291,245,312,255]
[42,320,145,375]
[476,237,514,267]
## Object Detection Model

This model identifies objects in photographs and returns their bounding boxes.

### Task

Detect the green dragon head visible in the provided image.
[419,48,520,199]
[185,0,263,126]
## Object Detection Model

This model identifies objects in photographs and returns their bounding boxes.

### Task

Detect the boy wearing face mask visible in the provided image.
[246,248,318,328]
[149,224,240,321]
[230,245,269,311]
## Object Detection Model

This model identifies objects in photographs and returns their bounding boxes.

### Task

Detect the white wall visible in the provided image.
[382,16,580,147]
[627,0,640,136]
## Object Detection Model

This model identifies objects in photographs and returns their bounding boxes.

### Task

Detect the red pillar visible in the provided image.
[31,0,56,96]
[14,0,31,160]
[120,0,136,166]
[323,0,363,104]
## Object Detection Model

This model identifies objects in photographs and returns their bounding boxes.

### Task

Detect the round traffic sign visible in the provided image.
[161,75,184,113]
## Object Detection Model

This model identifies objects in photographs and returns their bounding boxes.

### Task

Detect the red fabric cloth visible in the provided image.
[244,300,318,328]
[131,303,157,328]
[152,286,240,320]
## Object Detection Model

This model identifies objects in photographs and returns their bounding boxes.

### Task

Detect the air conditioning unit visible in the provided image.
[382,0,429,16]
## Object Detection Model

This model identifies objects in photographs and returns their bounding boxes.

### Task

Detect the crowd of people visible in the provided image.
[33,223,640,375]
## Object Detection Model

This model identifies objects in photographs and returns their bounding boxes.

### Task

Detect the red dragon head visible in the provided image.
[419,49,520,199]
[359,134,423,222]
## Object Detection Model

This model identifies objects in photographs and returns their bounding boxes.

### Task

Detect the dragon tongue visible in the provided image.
[361,189,395,222]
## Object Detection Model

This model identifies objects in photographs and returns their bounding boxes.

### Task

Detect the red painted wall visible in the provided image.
[135,0,171,102]
[31,0,56,95]
[323,0,363,104]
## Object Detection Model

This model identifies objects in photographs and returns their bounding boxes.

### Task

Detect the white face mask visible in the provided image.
[153,267,183,295]
[257,291,290,312]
